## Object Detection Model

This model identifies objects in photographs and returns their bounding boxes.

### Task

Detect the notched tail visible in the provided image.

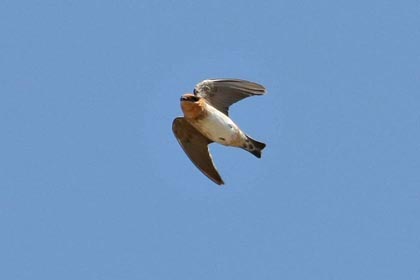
[243,135,266,158]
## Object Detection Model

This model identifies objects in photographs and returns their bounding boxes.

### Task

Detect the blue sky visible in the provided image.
[1,0,419,279]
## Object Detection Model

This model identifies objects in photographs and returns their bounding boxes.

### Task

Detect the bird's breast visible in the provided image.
[190,107,245,146]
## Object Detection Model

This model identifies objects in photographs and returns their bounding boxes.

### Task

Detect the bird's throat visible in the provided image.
[181,100,207,120]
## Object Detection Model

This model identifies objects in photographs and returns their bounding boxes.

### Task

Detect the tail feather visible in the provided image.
[243,135,266,158]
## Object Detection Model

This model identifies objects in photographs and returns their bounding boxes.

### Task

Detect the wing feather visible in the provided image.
[172,117,224,185]
[194,79,266,115]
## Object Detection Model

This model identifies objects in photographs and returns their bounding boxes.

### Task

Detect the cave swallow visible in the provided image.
[172,79,266,185]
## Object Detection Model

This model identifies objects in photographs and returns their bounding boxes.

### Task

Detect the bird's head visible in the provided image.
[180,94,200,103]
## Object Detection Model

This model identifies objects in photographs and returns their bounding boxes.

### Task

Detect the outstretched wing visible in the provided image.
[194,79,266,115]
[172,117,224,185]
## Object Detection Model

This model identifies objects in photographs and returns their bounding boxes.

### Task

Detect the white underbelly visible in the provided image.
[193,112,242,145]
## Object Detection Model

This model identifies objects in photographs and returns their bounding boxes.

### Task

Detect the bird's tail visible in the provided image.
[243,135,266,158]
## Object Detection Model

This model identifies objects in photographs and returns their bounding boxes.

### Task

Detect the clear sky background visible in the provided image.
[1,1,419,279]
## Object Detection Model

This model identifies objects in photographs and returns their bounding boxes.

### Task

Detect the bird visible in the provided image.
[172,79,266,185]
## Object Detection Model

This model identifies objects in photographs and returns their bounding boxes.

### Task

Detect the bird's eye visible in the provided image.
[193,89,197,95]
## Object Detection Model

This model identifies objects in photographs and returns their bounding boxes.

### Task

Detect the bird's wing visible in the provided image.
[172,117,224,185]
[194,79,266,115]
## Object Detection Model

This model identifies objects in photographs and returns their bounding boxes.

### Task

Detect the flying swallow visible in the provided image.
[172,79,266,185]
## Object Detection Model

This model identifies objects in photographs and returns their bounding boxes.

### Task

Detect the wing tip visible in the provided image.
[214,178,225,185]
